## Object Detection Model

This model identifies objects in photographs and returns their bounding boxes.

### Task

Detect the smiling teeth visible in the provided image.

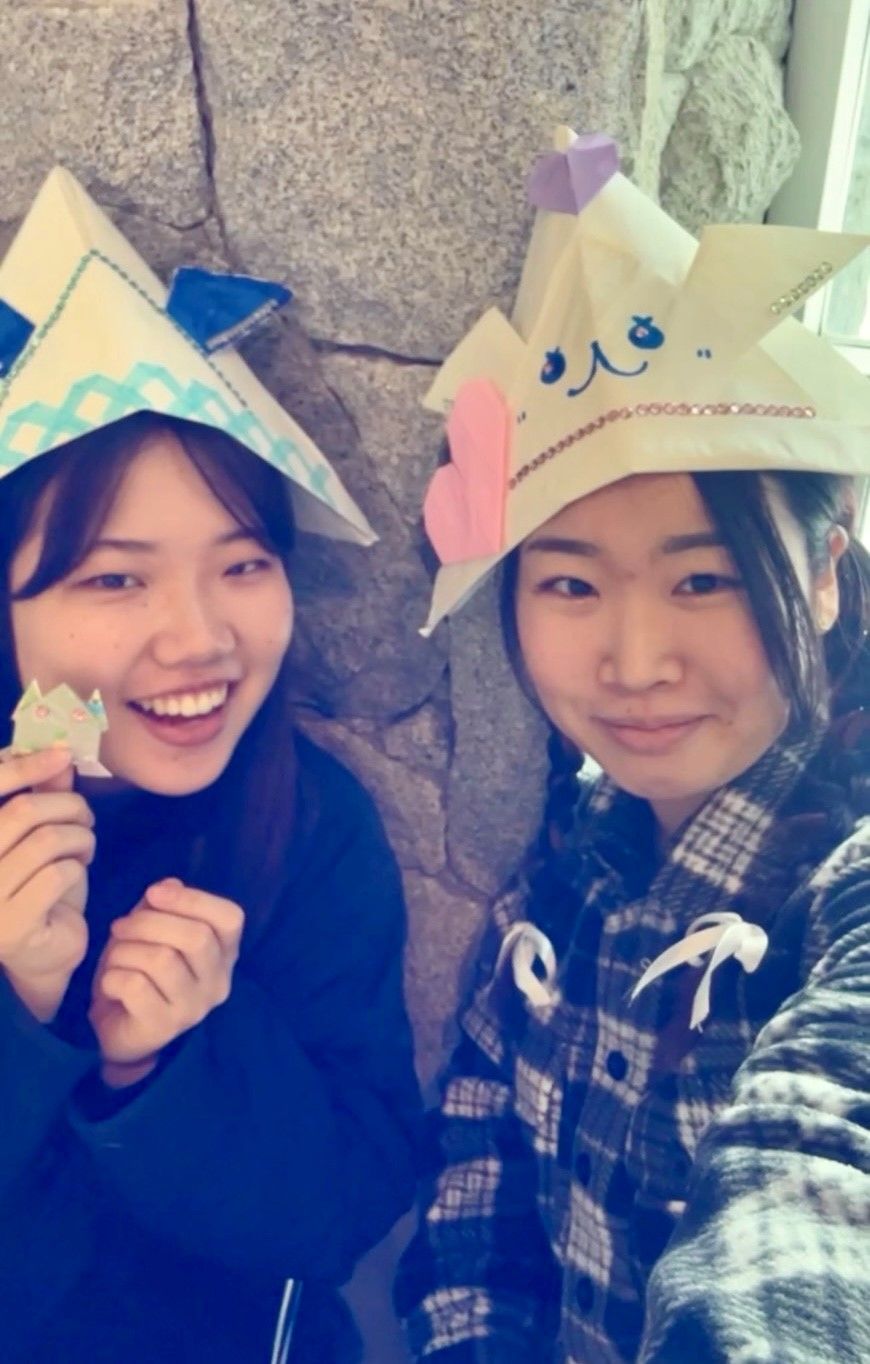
[137,685,229,718]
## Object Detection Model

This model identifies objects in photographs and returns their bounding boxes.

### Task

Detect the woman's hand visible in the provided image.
[0,746,95,1020]
[89,880,244,1087]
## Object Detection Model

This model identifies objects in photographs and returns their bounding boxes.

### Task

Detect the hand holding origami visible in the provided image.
[0,747,94,1020]
[90,879,244,1086]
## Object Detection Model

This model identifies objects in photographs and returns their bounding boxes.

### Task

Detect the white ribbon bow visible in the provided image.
[494,922,559,1009]
[630,912,769,1030]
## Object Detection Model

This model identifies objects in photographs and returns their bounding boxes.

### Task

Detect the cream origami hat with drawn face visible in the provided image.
[421,128,870,633]
[0,167,375,546]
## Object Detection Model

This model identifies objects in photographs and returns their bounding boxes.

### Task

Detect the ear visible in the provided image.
[812,525,850,633]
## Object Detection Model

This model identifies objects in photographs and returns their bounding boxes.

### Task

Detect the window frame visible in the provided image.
[768,0,869,368]
[769,0,869,537]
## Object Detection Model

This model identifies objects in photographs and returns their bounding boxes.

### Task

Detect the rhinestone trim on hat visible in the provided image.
[508,401,817,490]
[770,261,833,315]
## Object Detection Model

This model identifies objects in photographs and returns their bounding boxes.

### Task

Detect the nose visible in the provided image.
[597,596,683,692]
[150,583,236,669]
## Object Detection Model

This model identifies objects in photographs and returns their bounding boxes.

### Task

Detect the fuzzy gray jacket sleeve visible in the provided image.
[640,873,870,1364]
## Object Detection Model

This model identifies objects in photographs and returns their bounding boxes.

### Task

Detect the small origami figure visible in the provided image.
[5,680,110,777]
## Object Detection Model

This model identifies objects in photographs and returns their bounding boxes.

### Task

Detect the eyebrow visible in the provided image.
[524,531,725,558]
[660,532,725,554]
[89,528,262,554]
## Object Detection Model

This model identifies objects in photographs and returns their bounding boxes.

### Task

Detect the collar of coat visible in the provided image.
[554,719,831,933]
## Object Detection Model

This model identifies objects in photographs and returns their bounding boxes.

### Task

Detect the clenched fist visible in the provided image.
[90,879,244,1087]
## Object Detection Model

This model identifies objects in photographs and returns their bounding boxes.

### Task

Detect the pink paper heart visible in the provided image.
[423,378,511,565]
[527,132,619,215]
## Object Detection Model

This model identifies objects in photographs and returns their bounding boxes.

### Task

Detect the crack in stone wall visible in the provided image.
[312,337,443,367]
[185,0,230,257]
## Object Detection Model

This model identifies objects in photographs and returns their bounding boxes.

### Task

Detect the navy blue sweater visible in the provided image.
[0,733,420,1362]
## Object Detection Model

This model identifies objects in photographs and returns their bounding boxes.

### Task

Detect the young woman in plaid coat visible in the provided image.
[396,131,870,1364]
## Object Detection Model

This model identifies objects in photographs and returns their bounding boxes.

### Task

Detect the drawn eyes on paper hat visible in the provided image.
[540,347,566,385]
[537,314,667,399]
[534,314,719,406]
[627,316,665,350]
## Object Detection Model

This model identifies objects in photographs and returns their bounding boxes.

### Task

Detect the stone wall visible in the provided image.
[0,2,798,1358]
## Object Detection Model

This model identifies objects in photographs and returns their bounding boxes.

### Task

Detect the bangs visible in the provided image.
[9,414,295,601]
[173,422,295,561]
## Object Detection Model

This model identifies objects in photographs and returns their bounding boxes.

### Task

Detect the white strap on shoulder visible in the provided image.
[630,911,768,1030]
[494,921,559,1009]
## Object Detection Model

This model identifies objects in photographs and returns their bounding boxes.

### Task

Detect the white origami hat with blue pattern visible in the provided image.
[0,167,375,545]
[421,128,870,632]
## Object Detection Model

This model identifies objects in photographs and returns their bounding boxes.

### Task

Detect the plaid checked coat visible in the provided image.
[396,729,870,1362]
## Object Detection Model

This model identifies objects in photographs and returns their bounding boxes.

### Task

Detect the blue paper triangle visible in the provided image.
[166,267,292,353]
[0,298,34,378]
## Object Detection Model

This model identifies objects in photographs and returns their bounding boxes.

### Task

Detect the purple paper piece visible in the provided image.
[527,133,619,215]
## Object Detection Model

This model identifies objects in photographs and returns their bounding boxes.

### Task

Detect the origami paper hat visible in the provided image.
[0,168,375,545]
[421,128,870,632]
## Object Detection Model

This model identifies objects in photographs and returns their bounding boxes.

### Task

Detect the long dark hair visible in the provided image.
[503,470,870,920]
[0,412,301,941]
